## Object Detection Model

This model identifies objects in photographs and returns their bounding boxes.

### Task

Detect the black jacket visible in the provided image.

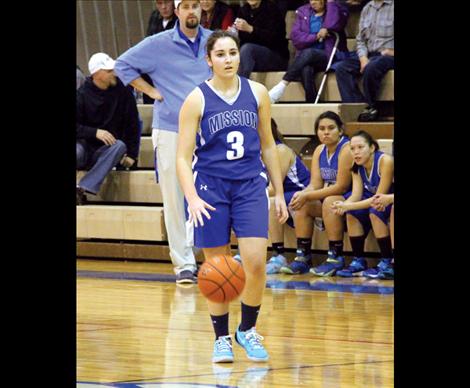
[237,0,289,59]
[146,10,177,36]
[76,78,140,160]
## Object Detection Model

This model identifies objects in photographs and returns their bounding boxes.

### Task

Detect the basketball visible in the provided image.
[198,255,246,303]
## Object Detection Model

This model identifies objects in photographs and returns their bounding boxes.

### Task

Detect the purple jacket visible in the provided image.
[290,1,349,60]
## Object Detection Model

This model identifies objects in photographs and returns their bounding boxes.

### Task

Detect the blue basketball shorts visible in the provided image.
[346,190,391,234]
[192,171,270,248]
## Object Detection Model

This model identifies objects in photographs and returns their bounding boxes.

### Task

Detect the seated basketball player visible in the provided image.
[279,111,353,276]
[331,131,394,279]
[176,30,288,363]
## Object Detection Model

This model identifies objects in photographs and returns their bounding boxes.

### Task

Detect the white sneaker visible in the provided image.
[268,81,287,103]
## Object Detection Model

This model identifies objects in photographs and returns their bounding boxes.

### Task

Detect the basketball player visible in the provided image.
[331,130,394,279]
[264,118,311,274]
[176,30,288,363]
[279,111,354,276]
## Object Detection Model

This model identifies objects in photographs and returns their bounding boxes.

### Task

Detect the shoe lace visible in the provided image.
[245,329,265,349]
[215,336,232,353]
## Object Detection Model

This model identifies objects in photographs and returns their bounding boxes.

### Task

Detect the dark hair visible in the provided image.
[205,29,240,56]
[313,111,344,136]
[350,130,380,173]
[270,118,285,144]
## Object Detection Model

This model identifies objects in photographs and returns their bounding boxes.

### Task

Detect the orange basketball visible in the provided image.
[198,255,246,303]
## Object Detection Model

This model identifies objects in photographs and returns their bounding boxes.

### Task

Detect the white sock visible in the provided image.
[268,81,288,103]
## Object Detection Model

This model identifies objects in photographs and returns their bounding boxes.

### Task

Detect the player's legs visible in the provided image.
[365,207,394,279]
[266,197,287,274]
[310,195,347,276]
[231,176,270,361]
[336,211,369,277]
[202,245,234,363]
[281,200,322,274]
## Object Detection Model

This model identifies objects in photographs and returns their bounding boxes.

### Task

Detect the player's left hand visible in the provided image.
[288,191,307,211]
[275,194,289,224]
[331,200,347,215]
[371,194,392,211]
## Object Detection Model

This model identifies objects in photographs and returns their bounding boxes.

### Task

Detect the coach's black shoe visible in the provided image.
[358,107,379,122]
[176,270,197,284]
[76,187,87,206]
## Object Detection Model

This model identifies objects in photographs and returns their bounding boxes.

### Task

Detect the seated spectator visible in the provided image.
[331,130,394,279]
[146,0,177,36]
[279,111,353,276]
[334,0,394,121]
[76,65,86,90]
[200,0,234,30]
[269,0,350,103]
[143,0,177,104]
[76,53,140,205]
[234,0,289,79]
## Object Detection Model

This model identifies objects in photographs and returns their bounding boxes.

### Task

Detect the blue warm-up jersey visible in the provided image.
[193,76,264,180]
[358,151,394,195]
[275,141,311,192]
[319,135,349,186]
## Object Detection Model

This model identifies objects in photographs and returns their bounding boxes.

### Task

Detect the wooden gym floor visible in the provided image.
[77,258,394,387]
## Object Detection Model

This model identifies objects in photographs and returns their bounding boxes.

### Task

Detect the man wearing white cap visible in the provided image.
[115,0,211,284]
[76,52,140,205]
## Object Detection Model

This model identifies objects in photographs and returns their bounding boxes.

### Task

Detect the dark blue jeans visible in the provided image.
[76,139,127,194]
[335,52,394,108]
[238,43,288,78]
[283,48,328,103]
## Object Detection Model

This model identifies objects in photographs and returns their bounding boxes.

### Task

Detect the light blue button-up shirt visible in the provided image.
[115,21,213,132]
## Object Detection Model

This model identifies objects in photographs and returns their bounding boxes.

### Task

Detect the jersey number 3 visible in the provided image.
[226,131,245,160]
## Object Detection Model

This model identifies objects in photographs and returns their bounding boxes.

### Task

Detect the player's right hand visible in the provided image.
[187,196,216,228]
[96,129,117,146]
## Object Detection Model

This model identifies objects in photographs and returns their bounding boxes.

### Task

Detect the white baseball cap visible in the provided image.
[174,0,199,8]
[88,52,115,75]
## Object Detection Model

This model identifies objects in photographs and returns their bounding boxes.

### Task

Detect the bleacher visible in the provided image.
[77,6,394,262]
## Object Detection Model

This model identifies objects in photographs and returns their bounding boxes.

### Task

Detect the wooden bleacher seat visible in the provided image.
[377,139,394,156]
[138,104,153,135]
[77,205,166,241]
[271,103,366,136]
[76,170,162,203]
[345,122,394,140]
[137,135,154,168]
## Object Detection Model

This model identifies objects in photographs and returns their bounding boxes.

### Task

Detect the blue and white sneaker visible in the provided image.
[279,251,312,274]
[310,252,345,277]
[266,254,287,274]
[235,327,269,362]
[212,335,234,363]
[363,258,392,279]
[233,253,242,264]
[378,265,394,280]
[336,257,367,277]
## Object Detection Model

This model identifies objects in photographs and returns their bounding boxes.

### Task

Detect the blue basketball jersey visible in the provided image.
[276,141,311,193]
[319,135,349,185]
[358,151,394,195]
[193,76,264,180]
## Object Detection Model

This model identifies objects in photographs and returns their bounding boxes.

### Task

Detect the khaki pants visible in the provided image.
[152,128,196,274]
